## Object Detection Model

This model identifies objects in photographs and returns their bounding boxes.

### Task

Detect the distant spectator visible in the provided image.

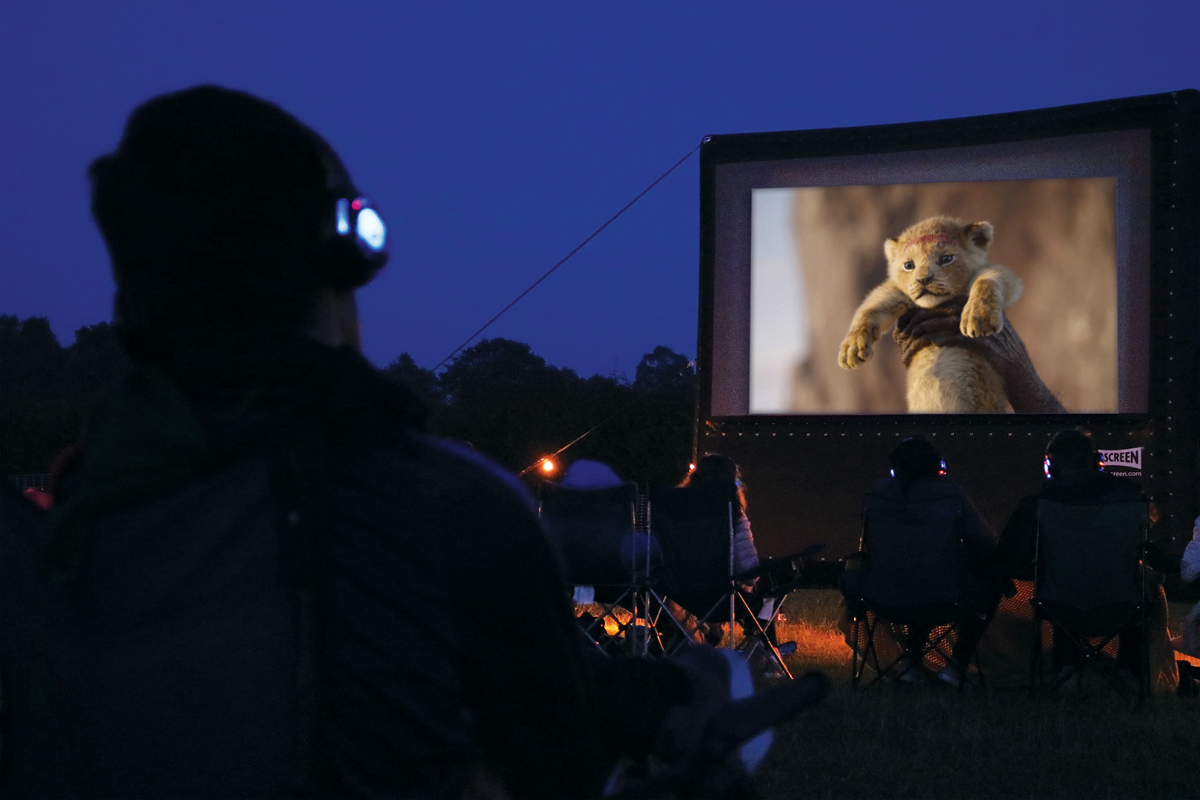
[840,436,1000,687]
[680,454,759,575]
[999,428,1155,681]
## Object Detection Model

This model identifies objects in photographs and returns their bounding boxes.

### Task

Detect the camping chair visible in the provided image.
[847,492,981,689]
[651,487,795,677]
[729,545,822,675]
[1029,500,1150,700]
[539,480,662,656]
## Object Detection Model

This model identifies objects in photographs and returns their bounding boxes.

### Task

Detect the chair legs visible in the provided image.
[849,608,983,690]
[576,586,676,658]
[653,591,796,680]
[732,591,794,679]
[1029,605,1150,701]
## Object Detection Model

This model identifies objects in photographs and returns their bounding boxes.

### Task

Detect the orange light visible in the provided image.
[688,463,696,473]
[541,457,557,474]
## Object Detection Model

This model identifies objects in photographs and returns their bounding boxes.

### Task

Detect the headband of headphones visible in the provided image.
[890,460,947,478]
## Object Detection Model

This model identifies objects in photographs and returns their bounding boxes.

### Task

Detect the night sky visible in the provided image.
[2,2,1198,379]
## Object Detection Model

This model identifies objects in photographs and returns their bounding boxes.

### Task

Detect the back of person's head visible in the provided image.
[682,453,745,509]
[89,85,382,371]
[888,436,944,489]
[1044,428,1102,477]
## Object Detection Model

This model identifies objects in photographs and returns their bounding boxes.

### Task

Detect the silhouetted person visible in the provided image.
[680,454,760,576]
[1,86,834,800]
[841,436,1000,686]
[1,86,610,799]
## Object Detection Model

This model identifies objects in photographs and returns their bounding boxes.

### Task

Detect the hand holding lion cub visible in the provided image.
[837,216,1023,412]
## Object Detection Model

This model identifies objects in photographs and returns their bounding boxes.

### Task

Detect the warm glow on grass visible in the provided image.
[776,621,852,669]
[573,588,1198,799]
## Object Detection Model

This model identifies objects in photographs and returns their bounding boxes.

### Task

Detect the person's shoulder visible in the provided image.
[865,476,898,498]
[1097,471,1146,499]
[930,475,971,498]
[904,476,970,502]
[1044,471,1145,504]
[340,433,545,559]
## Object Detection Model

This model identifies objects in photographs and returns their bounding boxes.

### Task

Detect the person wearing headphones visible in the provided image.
[3,86,834,800]
[840,436,1000,687]
[2,85,613,799]
[998,428,1152,684]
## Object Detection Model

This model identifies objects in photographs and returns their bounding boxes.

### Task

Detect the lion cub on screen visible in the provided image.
[837,216,1023,412]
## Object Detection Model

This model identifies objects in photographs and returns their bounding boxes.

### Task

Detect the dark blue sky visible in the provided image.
[2,1,1198,378]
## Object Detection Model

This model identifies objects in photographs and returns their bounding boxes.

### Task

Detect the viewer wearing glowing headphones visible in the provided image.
[0,85,612,799]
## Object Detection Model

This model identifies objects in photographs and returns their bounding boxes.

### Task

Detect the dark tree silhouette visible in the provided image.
[0,316,128,474]
[383,352,441,406]
[634,344,693,392]
[436,338,585,472]
[2,320,695,491]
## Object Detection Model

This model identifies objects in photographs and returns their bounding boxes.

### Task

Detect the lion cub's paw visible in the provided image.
[838,326,877,369]
[960,295,1004,338]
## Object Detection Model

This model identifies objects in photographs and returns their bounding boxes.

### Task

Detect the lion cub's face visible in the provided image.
[883,216,994,309]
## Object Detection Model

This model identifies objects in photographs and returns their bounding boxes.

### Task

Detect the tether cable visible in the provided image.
[432,143,701,372]
[516,413,618,476]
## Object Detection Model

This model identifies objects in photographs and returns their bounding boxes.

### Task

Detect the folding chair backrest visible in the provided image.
[651,486,734,615]
[859,493,963,608]
[539,481,639,585]
[1035,500,1146,611]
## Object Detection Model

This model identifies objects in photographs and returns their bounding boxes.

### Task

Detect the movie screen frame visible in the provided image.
[697,92,1197,425]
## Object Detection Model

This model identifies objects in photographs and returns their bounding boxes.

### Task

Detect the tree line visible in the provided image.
[1,315,696,490]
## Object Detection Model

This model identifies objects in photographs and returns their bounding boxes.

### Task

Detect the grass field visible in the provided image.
[754,590,1200,799]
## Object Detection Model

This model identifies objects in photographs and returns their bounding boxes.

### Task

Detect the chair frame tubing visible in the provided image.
[1028,501,1151,701]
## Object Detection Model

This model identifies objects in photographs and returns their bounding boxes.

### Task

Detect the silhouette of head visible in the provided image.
[685,454,737,485]
[683,453,746,510]
[889,436,944,483]
[1044,428,1102,478]
[89,85,382,367]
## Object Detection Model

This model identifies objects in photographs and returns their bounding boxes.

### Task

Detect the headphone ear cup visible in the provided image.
[315,235,375,291]
[316,197,388,291]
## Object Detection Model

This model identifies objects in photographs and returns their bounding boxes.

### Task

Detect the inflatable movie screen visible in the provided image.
[703,127,1151,416]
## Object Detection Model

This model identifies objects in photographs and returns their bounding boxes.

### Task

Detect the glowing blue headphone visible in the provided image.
[327,195,389,288]
[335,197,387,258]
[316,142,390,289]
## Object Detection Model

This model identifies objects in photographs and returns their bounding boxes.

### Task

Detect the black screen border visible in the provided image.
[698,90,1199,430]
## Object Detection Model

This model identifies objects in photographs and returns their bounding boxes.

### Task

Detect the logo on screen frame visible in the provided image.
[1099,447,1143,477]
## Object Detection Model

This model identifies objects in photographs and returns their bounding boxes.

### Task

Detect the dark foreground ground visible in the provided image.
[755,590,1200,799]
